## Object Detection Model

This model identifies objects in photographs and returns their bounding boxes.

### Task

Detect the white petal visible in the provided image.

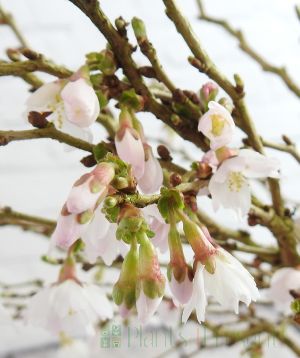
[239,149,280,178]
[182,264,207,323]
[204,249,259,313]
[26,81,62,112]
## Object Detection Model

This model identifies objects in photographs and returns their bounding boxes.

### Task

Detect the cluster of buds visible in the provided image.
[113,204,165,324]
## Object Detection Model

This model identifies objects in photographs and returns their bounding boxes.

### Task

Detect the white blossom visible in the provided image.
[208,149,280,216]
[25,279,113,337]
[198,101,235,150]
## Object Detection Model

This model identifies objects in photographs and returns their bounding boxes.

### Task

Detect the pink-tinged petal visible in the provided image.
[202,150,219,171]
[61,78,100,128]
[136,290,162,325]
[115,129,145,179]
[66,176,105,214]
[51,213,88,250]
[26,81,62,112]
[92,162,115,186]
[169,273,193,305]
[239,149,280,179]
[138,147,163,193]
[182,263,207,323]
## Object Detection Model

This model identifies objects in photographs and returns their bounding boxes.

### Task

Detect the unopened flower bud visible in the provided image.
[200,82,218,107]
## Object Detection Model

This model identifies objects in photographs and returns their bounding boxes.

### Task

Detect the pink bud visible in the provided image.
[115,127,145,179]
[200,82,218,103]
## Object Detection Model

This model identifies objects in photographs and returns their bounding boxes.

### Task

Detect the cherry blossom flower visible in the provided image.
[115,108,145,179]
[138,145,163,194]
[142,204,169,254]
[25,72,99,139]
[50,163,115,251]
[208,149,280,216]
[198,101,235,150]
[268,267,300,313]
[50,207,91,251]
[182,224,259,323]
[203,248,260,313]
[25,279,113,337]
[66,163,115,214]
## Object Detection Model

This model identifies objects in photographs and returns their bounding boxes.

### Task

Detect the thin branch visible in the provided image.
[68,0,208,151]
[196,0,300,99]
[0,125,95,152]
[162,0,284,218]
[262,138,300,164]
[0,58,72,79]
[0,207,55,237]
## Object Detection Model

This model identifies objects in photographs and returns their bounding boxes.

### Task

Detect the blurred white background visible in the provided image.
[0,0,300,357]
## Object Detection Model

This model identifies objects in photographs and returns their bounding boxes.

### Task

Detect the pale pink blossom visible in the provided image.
[55,340,90,358]
[66,163,115,214]
[25,74,99,138]
[50,210,90,251]
[268,267,300,313]
[136,290,163,325]
[208,149,280,216]
[198,101,235,150]
[142,204,169,253]
[115,128,145,179]
[169,273,193,305]
[138,145,163,193]
[25,279,113,337]
[61,78,99,128]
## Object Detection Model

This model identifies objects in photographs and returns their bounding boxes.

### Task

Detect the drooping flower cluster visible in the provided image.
[23,78,267,340]
[198,100,280,216]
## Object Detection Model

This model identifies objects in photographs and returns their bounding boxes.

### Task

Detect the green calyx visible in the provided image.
[113,239,138,309]
[137,233,165,299]
[158,188,185,222]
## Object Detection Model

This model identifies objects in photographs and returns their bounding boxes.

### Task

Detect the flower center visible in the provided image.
[211,114,226,136]
[227,171,245,192]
